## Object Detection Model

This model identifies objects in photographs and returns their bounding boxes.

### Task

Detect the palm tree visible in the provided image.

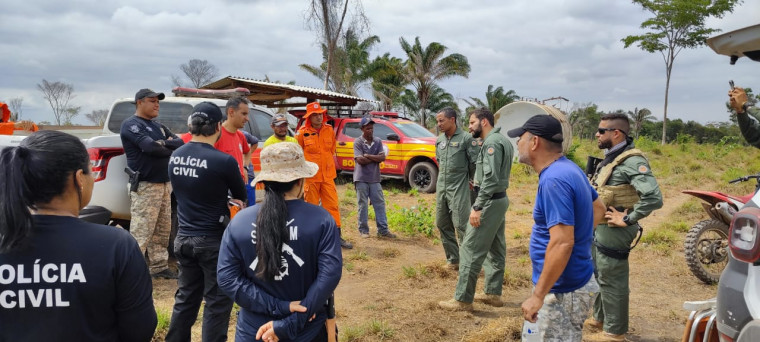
[463,85,519,114]
[367,53,407,111]
[399,36,470,127]
[627,107,655,139]
[300,29,380,96]
[397,84,459,128]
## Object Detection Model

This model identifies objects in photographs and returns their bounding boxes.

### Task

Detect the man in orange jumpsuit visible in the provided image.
[0,102,37,135]
[296,101,352,249]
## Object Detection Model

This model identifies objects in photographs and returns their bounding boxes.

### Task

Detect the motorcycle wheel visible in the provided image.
[684,219,729,284]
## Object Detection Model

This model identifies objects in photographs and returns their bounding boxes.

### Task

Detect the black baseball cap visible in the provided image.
[189,102,223,125]
[135,88,165,101]
[507,115,563,143]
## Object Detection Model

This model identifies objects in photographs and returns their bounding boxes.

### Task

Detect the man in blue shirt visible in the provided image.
[354,116,396,239]
[508,115,606,341]
[166,102,247,342]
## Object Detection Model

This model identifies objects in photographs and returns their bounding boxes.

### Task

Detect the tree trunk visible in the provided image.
[321,0,332,90]
[662,59,673,145]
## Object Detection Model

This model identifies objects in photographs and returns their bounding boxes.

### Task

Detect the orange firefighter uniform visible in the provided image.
[296,102,342,228]
[0,102,38,135]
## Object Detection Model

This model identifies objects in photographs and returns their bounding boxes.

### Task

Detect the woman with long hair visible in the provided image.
[0,130,157,341]
[218,142,342,342]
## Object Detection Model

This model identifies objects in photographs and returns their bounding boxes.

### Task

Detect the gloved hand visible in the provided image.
[729,87,749,113]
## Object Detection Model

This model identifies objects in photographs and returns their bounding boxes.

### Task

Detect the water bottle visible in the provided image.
[522,319,540,342]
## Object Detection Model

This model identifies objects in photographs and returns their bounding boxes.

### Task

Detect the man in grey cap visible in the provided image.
[264,114,297,147]
[120,88,184,279]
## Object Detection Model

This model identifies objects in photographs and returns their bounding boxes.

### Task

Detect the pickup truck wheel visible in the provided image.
[409,161,437,193]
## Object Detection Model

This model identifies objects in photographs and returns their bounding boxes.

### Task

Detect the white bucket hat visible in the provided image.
[251,142,318,185]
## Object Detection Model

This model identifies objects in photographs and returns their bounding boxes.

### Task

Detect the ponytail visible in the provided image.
[0,131,89,253]
[0,146,34,252]
[254,180,298,280]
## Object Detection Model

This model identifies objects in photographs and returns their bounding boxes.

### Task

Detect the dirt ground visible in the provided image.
[152,175,718,342]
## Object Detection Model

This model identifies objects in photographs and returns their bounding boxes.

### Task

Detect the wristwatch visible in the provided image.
[622,215,633,226]
[472,205,482,211]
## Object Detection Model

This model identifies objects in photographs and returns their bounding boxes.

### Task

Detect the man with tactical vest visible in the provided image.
[438,108,512,311]
[434,107,478,270]
[585,113,663,342]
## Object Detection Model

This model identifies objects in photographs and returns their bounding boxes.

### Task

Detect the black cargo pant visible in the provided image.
[166,235,233,342]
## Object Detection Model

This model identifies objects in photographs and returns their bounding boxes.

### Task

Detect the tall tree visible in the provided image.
[568,102,601,140]
[397,84,459,128]
[172,59,219,88]
[463,85,519,114]
[300,28,379,96]
[85,109,109,126]
[37,79,75,126]
[627,107,656,139]
[8,97,23,121]
[306,0,369,90]
[63,106,81,126]
[368,53,407,111]
[399,36,470,127]
[622,0,741,144]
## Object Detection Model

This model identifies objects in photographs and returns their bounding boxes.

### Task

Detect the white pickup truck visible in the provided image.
[1,95,286,229]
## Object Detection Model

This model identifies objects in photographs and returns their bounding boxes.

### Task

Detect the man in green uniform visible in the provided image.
[585,113,663,342]
[439,108,513,311]
[434,108,478,270]
[729,86,760,148]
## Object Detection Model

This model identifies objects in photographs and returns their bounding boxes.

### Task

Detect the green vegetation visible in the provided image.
[340,319,396,341]
[347,249,369,261]
[386,199,435,237]
[402,264,430,279]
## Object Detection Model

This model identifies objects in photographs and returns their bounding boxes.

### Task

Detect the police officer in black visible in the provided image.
[166,102,247,342]
[0,131,156,341]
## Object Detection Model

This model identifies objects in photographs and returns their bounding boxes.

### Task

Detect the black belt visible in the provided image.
[473,186,506,200]
[491,192,506,199]
[593,223,643,260]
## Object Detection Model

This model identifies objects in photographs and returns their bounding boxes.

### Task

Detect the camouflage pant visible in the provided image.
[533,276,599,342]
[130,181,172,273]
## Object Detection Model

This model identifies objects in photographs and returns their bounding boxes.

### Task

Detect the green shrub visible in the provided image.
[641,229,677,246]
[387,199,435,237]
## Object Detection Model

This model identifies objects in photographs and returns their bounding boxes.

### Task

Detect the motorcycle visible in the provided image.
[682,174,760,284]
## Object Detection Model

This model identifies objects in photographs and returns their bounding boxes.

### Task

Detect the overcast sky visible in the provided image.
[2,0,759,125]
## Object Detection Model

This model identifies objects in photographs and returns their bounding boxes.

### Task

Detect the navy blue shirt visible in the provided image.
[217,200,342,341]
[530,157,598,293]
[169,142,247,237]
[120,115,183,183]
[0,215,156,341]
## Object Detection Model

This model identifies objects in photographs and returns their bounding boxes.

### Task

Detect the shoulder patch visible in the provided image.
[129,124,140,134]
[638,165,649,173]
[471,140,477,146]
[438,141,446,149]
[487,147,495,155]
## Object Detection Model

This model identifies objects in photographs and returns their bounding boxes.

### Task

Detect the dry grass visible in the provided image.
[148,138,760,341]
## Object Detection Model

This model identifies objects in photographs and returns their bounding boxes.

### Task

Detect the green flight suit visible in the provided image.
[736,106,760,149]
[454,127,513,303]
[591,143,663,335]
[435,127,478,265]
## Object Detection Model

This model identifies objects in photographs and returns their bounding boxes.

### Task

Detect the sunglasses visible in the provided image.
[597,128,619,134]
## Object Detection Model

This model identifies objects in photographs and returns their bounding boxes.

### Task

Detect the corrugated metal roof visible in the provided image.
[201,76,375,107]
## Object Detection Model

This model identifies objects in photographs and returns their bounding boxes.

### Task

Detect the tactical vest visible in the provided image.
[592,149,644,210]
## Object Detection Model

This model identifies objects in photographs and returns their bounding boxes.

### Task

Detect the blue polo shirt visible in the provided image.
[530,156,597,293]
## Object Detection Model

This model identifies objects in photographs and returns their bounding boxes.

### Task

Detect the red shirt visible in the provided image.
[214,128,250,181]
